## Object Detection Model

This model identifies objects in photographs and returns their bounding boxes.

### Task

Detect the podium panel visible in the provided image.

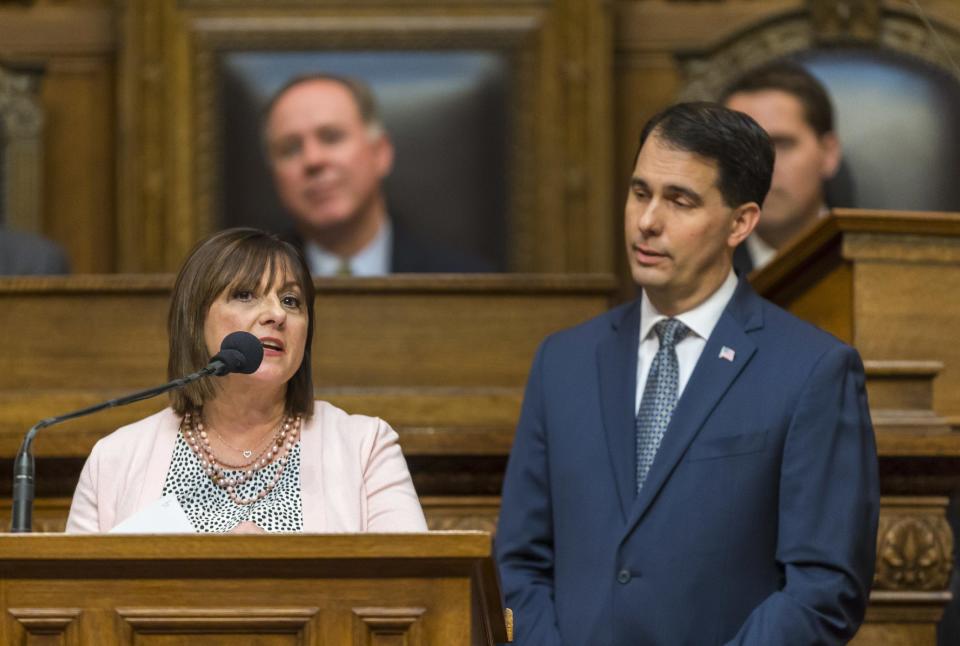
[0,533,508,645]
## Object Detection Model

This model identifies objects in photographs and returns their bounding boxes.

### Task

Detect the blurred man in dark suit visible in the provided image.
[0,228,69,275]
[263,74,489,275]
[723,61,842,274]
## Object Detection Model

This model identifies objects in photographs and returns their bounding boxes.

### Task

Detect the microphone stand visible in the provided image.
[10,365,221,533]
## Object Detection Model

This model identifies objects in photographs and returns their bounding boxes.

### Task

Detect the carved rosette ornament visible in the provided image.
[874,513,953,591]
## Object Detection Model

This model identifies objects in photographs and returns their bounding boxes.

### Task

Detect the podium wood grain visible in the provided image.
[0,532,508,645]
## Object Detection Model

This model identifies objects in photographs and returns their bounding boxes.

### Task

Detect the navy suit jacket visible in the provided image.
[496,277,879,645]
[732,242,755,277]
[0,229,69,275]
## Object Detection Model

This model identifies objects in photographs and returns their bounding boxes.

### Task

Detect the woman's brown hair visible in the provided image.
[167,228,315,416]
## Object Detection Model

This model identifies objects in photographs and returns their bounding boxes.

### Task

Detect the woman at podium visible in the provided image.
[65,228,427,533]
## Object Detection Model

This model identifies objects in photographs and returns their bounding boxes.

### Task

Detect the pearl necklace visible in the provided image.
[181,410,301,506]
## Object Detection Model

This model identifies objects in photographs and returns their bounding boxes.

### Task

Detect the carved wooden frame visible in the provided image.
[116,0,614,274]
[0,66,43,234]
[8,608,82,645]
[116,607,319,640]
[675,4,960,101]
[189,14,539,272]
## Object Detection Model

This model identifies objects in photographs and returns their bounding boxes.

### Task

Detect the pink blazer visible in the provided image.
[66,401,428,533]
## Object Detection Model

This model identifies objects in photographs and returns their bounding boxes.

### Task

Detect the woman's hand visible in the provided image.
[229,520,266,534]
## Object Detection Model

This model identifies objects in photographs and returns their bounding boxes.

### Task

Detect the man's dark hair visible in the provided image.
[721,61,834,136]
[636,101,774,208]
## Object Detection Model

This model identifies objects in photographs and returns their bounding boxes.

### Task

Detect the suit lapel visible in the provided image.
[623,280,763,535]
[596,301,641,521]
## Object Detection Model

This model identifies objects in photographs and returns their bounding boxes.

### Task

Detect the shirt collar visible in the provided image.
[639,269,738,343]
[745,233,777,270]
[747,204,830,271]
[303,218,393,277]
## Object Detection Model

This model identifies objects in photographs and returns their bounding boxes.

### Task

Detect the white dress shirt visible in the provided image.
[303,218,393,277]
[745,233,777,271]
[746,204,830,271]
[635,270,739,414]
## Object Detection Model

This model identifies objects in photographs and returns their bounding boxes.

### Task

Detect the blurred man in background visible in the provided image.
[263,74,489,276]
[0,227,69,275]
[723,61,842,273]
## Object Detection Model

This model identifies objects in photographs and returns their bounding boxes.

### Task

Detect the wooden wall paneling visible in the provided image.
[115,0,614,274]
[116,0,168,273]
[41,58,115,273]
[0,66,43,237]
[564,0,621,272]
[0,4,114,60]
[850,234,960,420]
[754,210,960,420]
[115,607,319,644]
[0,1,115,273]
[0,274,614,475]
[7,607,82,646]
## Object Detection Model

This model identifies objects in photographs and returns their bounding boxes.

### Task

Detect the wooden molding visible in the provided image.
[352,607,426,646]
[116,607,318,638]
[8,607,81,644]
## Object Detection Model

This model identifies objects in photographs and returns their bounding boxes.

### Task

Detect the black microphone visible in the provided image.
[10,332,264,533]
[208,331,264,376]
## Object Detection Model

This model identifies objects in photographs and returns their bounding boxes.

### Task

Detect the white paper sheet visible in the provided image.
[109,494,195,534]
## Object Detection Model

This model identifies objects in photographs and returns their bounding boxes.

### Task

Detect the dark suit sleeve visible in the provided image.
[495,339,563,645]
[725,344,880,645]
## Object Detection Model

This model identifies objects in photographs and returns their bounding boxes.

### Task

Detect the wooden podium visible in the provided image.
[753,209,960,645]
[0,532,509,645]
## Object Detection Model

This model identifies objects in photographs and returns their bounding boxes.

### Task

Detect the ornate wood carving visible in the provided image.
[809,0,881,43]
[116,0,170,271]
[677,4,960,101]
[352,606,426,646]
[0,66,43,234]
[874,498,954,592]
[677,13,813,101]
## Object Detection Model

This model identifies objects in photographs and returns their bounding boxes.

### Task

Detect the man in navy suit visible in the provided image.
[496,102,879,645]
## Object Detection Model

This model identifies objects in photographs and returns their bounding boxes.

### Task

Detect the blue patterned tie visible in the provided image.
[636,318,690,492]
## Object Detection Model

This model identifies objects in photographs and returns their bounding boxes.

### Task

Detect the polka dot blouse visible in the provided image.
[161,428,304,533]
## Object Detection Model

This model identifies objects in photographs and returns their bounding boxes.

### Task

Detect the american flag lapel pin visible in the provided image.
[719,346,736,362]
